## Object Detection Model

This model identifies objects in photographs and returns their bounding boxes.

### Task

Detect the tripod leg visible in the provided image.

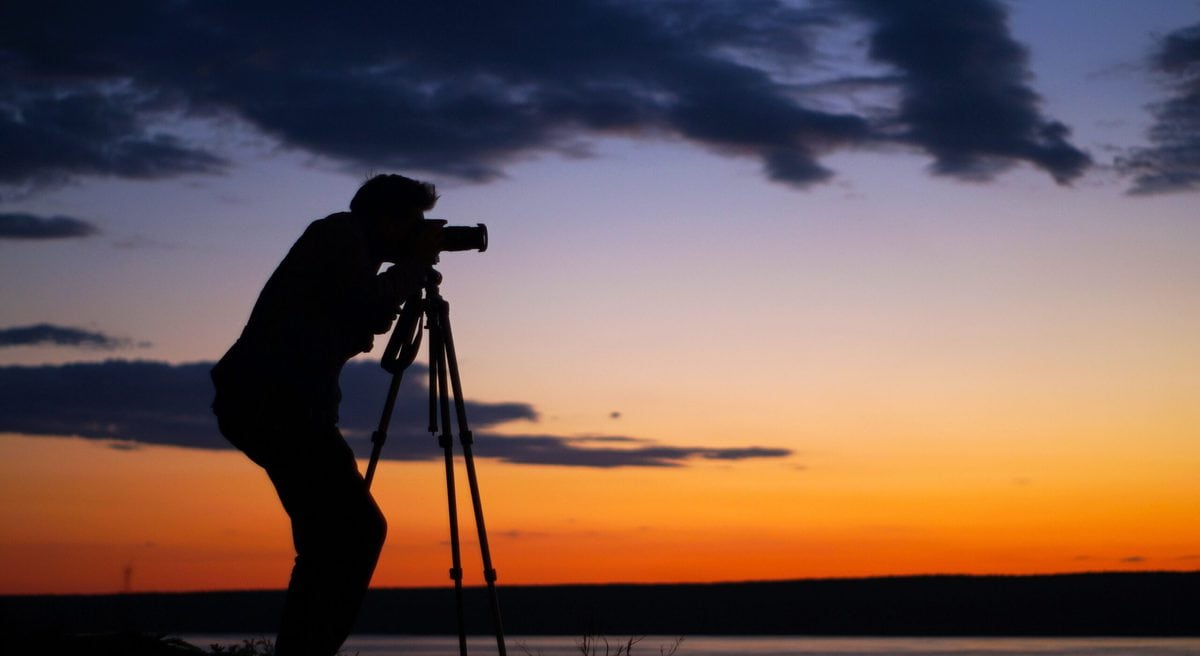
[460,442,506,656]
[431,312,469,656]
[438,298,507,656]
[365,293,425,490]
[364,372,404,489]
[428,325,439,435]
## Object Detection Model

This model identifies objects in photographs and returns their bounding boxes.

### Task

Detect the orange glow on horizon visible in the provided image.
[2,433,1197,595]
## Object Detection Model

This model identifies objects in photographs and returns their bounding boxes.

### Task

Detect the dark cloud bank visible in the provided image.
[842,0,1090,183]
[0,323,142,349]
[1119,21,1200,195]
[0,360,791,468]
[2,0,1095,192]
[0,213,99,239]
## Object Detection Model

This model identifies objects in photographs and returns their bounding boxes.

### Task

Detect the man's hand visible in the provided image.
[378,263,439,304]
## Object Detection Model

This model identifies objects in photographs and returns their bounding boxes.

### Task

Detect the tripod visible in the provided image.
[364,275,507,656]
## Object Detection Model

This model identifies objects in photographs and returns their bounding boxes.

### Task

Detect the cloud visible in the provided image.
[469,435,792,468]
[0,359,792,468]
[0,360,224,449]
[0,81,227,189]
[836,0,1091,183]
[0,324,144,349]
[0,213,99,239]
[0,1,1086,191]
[1118,22,1200,194]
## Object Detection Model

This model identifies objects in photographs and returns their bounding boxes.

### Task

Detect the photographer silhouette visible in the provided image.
[211,174,441,656]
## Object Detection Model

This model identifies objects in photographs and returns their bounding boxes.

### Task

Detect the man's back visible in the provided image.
[213,212,391,419]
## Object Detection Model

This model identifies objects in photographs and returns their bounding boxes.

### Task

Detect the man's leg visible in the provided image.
[267,424,387,656]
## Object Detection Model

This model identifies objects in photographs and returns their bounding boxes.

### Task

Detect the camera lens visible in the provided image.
[440,223,488,253]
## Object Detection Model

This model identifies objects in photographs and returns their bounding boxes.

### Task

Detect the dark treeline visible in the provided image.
[3,572,1197,637]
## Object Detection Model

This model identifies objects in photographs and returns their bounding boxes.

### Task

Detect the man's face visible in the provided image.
[371,209,439,264]
[387,207,423,239]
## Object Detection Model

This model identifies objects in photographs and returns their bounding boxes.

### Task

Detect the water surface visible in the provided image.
[187,634,1200,656]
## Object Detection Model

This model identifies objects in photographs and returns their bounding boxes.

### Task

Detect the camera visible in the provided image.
[429,220,488,253]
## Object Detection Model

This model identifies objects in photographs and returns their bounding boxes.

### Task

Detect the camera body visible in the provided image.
[376,218,487,264]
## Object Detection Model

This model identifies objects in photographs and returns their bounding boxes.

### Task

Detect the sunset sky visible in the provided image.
[2,0,1199,595]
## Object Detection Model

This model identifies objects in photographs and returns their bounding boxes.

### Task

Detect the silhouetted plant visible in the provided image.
[515,634,682,656]
[579,634,683,656]
[207,637,275,656]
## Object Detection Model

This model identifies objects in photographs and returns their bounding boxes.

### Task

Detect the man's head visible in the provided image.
[351,174,441,264]
[350,174,439,221]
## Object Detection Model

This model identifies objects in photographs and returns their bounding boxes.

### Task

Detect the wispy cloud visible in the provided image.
[0,213,99,239]
[1,0,1088,192]
[0,360,792,468]
[0,324,145,350]
[1118,22,1200,194]
[468,435,792,468]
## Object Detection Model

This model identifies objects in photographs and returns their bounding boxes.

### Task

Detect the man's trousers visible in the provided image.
[216,409,387,656]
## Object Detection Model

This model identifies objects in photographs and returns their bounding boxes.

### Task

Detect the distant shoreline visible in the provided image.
[3,571,1198,637]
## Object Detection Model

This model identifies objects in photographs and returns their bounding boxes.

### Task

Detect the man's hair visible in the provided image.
[350,174,439,218]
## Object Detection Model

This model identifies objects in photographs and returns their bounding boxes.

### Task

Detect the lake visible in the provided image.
[184,634,1200,655]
